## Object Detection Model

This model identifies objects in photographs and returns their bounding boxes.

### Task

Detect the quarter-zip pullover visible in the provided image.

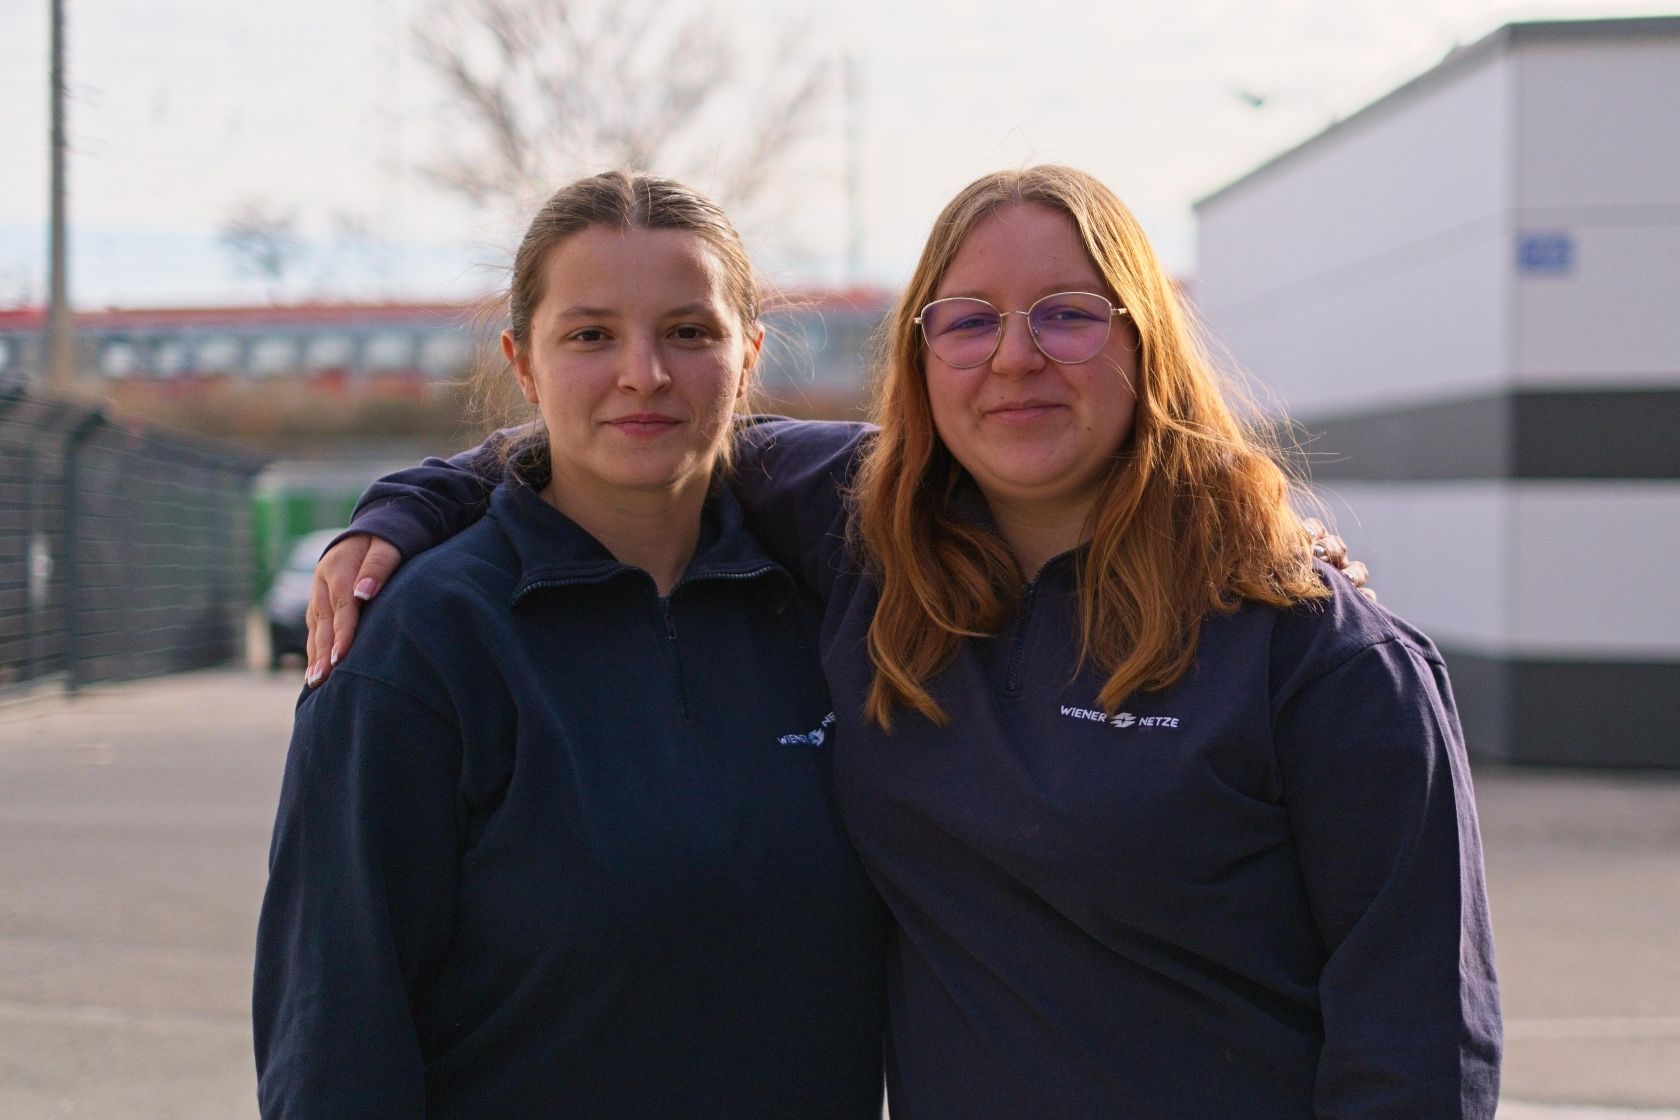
[342,418,1502,1119]
[255,476,889,1119]
[733,419,1500,1119]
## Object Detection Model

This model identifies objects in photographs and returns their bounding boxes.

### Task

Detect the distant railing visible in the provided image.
[0,383,267,694]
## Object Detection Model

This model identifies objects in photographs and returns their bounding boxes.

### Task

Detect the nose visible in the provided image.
[989,310,1044,379]
[616,335,671,395]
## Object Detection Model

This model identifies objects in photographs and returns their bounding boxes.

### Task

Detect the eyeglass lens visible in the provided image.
[920,292,1115,367]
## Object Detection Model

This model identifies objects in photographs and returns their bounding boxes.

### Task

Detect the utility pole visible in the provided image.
[45,0,75,392]
[842,52,864,288]
[372,0,400,295]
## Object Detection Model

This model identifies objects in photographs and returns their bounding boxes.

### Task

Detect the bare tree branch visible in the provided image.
[412,0,830,218]
[716,17,832,210]
[218,200,307,301]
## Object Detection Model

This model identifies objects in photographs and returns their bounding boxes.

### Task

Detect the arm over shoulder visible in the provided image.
[345,430,514,559]
[1272,589,1502,1118]
[729,417,874,599]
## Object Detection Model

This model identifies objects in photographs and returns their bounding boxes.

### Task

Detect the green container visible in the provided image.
[250,471,368,597]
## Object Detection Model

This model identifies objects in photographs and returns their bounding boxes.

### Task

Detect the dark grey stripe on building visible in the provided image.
[1285,387,1680,481]
[1277,385,1680,768]
[1441,648,1680,768]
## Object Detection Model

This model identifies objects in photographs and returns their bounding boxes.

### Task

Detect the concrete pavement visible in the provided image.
[1474,762,1680,1110]
[1,669,1676,1118]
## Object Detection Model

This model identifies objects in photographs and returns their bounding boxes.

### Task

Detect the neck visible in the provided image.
[986,496,1092,579]
[541,469,711,595]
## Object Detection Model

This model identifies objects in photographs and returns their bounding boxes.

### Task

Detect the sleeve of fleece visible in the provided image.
[1273,637,1502,1119]
[253,671,461,1119]
[341,432,511,559]
[729,417,874,601]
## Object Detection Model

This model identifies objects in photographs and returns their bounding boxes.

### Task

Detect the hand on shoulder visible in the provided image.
[1304,517,1375,601]
[305,534,403,687]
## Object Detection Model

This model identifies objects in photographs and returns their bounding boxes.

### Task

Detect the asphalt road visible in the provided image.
[1,670,1677,1118]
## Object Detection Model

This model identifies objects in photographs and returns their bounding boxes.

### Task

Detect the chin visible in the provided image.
[608,455,713,493]
[977,457,1079,492]
[982,465,1108,508]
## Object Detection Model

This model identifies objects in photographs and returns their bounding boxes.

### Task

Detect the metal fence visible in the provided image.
[0,384,267,694]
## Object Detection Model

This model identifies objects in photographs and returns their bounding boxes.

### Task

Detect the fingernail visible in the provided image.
[353,578,377,601]
[330,647,340,666]
[1312,543,1328,559]
[305,660,323,686]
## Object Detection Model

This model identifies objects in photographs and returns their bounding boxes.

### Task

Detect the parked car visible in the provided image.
[263,530,343,669]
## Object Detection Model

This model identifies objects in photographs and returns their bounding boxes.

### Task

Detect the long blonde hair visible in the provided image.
[854,166,1327,730]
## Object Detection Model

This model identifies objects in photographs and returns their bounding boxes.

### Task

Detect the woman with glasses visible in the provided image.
[252,172,889,1118]
[306,165,1499,1118]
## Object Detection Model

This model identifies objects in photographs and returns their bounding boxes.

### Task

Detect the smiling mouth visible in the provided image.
[984,402,1063,423]
[605,414,682,436]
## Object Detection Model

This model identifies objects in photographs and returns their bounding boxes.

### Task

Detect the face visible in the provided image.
[504,225,759,506]
[922,203,1138,527]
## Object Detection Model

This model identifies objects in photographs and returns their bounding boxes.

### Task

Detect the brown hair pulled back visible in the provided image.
[476,170,761,473]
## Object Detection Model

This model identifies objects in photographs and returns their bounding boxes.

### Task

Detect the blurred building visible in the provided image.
[1194,17,1680,766]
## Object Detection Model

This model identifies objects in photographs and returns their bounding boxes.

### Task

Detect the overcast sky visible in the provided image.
[0,0,1669,307]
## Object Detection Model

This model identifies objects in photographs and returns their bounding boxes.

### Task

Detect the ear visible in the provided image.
[737,323,765,402]
[503,330,539,406]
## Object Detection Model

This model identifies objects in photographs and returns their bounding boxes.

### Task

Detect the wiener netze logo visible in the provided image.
[777,711,836,746]
[1060,705,1181,730]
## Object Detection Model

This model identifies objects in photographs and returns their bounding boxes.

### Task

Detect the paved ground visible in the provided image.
[1475,762,1680,1113]
[1,669,1677,1118]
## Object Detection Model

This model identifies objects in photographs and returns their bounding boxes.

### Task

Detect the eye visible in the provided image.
[1037,304,1104,324]
[668,323,717,345]
[926,301,999,336]
[565,326,611,345]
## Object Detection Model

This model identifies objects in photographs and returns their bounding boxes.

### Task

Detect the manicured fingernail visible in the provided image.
[305,660,323,686]
[1311,543,1328,559]
[330,647,340,666]
[353,578,377,601]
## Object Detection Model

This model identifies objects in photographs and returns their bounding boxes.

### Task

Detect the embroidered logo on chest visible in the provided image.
[1060,705,1182,730]
[777,710,836,746]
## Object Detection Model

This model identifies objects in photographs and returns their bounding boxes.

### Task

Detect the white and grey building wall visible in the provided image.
[1193,17,1680,767]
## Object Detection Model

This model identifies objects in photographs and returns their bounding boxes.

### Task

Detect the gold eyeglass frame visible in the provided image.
[914,291,1130,368]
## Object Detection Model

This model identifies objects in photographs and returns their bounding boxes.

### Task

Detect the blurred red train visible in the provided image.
[0,291,892,416]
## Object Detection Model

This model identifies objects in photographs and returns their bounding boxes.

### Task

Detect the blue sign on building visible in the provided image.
[1517,231,1575,275]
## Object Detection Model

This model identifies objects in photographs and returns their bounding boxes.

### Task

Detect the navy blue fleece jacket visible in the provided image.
[254,476,889,1118]
[339,419,1502,1119]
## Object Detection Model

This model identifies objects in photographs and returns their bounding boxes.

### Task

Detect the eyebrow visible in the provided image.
[554,303,723,319]
[663,303,725,319]
[932,284,1105,302]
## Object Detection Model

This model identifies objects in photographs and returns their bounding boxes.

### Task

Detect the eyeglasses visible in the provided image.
[914,291,1129,369]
